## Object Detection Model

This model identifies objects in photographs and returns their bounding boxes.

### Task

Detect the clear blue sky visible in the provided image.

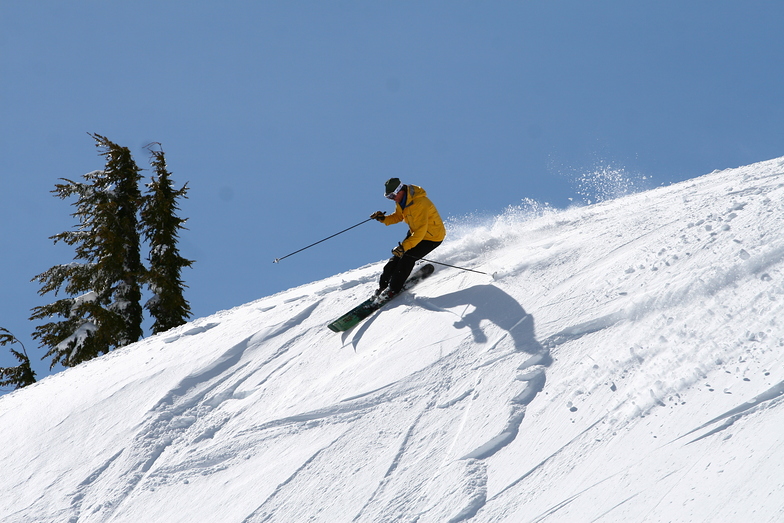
[2,1,782,382]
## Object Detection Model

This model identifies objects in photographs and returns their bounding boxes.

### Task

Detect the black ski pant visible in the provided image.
[379,240,442,293]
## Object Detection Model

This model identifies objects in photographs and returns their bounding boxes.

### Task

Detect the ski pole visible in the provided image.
[416,256,495,277]
[273,218,374,263]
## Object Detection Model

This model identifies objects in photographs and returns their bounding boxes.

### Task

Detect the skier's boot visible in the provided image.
[374,288,398,304]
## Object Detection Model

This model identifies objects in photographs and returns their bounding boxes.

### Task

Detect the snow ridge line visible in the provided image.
[677,378,784,444]
[242,317,543,523]
[241,438,342,523]
[242,376,422,435]
[527,450,688,523]
[430,316,551,521]
[460,371,546,461]
[63,301,323,522]
[487,418,605,504]
[152,302,321,410]
[352,403,433,522]
[246,308,534,439]
[67,450,124,523]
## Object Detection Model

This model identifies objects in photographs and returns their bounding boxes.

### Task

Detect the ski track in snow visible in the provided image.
[232,280,552,522]
[59,299,324,523]
[4,159,784,522]
[680,378,784,444]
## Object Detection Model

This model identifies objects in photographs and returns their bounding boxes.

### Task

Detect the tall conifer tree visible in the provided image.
[141,145,194,333]
[31,134,145,367]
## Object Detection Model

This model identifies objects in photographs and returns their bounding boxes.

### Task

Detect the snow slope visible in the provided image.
[2,158,784,522]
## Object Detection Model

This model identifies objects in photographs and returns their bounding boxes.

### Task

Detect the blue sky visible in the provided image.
[2,1,783,382]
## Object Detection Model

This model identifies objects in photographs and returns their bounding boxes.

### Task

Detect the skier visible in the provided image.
[369,178,446,301]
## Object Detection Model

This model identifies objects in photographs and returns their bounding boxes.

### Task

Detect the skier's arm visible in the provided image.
[382,207,404,225]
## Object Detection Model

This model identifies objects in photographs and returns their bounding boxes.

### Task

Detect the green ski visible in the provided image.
[327,264,435,332]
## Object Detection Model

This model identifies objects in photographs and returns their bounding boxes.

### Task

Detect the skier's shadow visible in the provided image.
[344,284,549,365]
[422,284,550,361]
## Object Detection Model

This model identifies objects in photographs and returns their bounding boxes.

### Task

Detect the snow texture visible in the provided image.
[2,158,784,522]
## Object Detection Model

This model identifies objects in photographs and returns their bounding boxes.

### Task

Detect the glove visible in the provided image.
[392,243,405,258]
[370,211,385,222]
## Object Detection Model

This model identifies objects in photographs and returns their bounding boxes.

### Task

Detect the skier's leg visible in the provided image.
[387,256,417,294]
[378,256,401,291]
[388,240,442,293]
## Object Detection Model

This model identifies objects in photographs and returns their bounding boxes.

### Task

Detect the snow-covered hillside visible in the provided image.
[2,158,784,522]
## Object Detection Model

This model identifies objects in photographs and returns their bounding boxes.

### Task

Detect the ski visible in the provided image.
[327,264,435,332]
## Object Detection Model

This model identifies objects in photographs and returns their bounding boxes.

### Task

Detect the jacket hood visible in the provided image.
[401,185,426,209]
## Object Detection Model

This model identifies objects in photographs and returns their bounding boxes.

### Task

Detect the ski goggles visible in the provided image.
[385,182,404,199]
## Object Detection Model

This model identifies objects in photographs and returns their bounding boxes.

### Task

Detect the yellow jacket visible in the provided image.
[382,185,446,251]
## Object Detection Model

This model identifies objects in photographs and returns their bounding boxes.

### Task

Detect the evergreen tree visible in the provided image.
[0,328,36,389]
[141,145,194,333]
[31,134,145,368]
